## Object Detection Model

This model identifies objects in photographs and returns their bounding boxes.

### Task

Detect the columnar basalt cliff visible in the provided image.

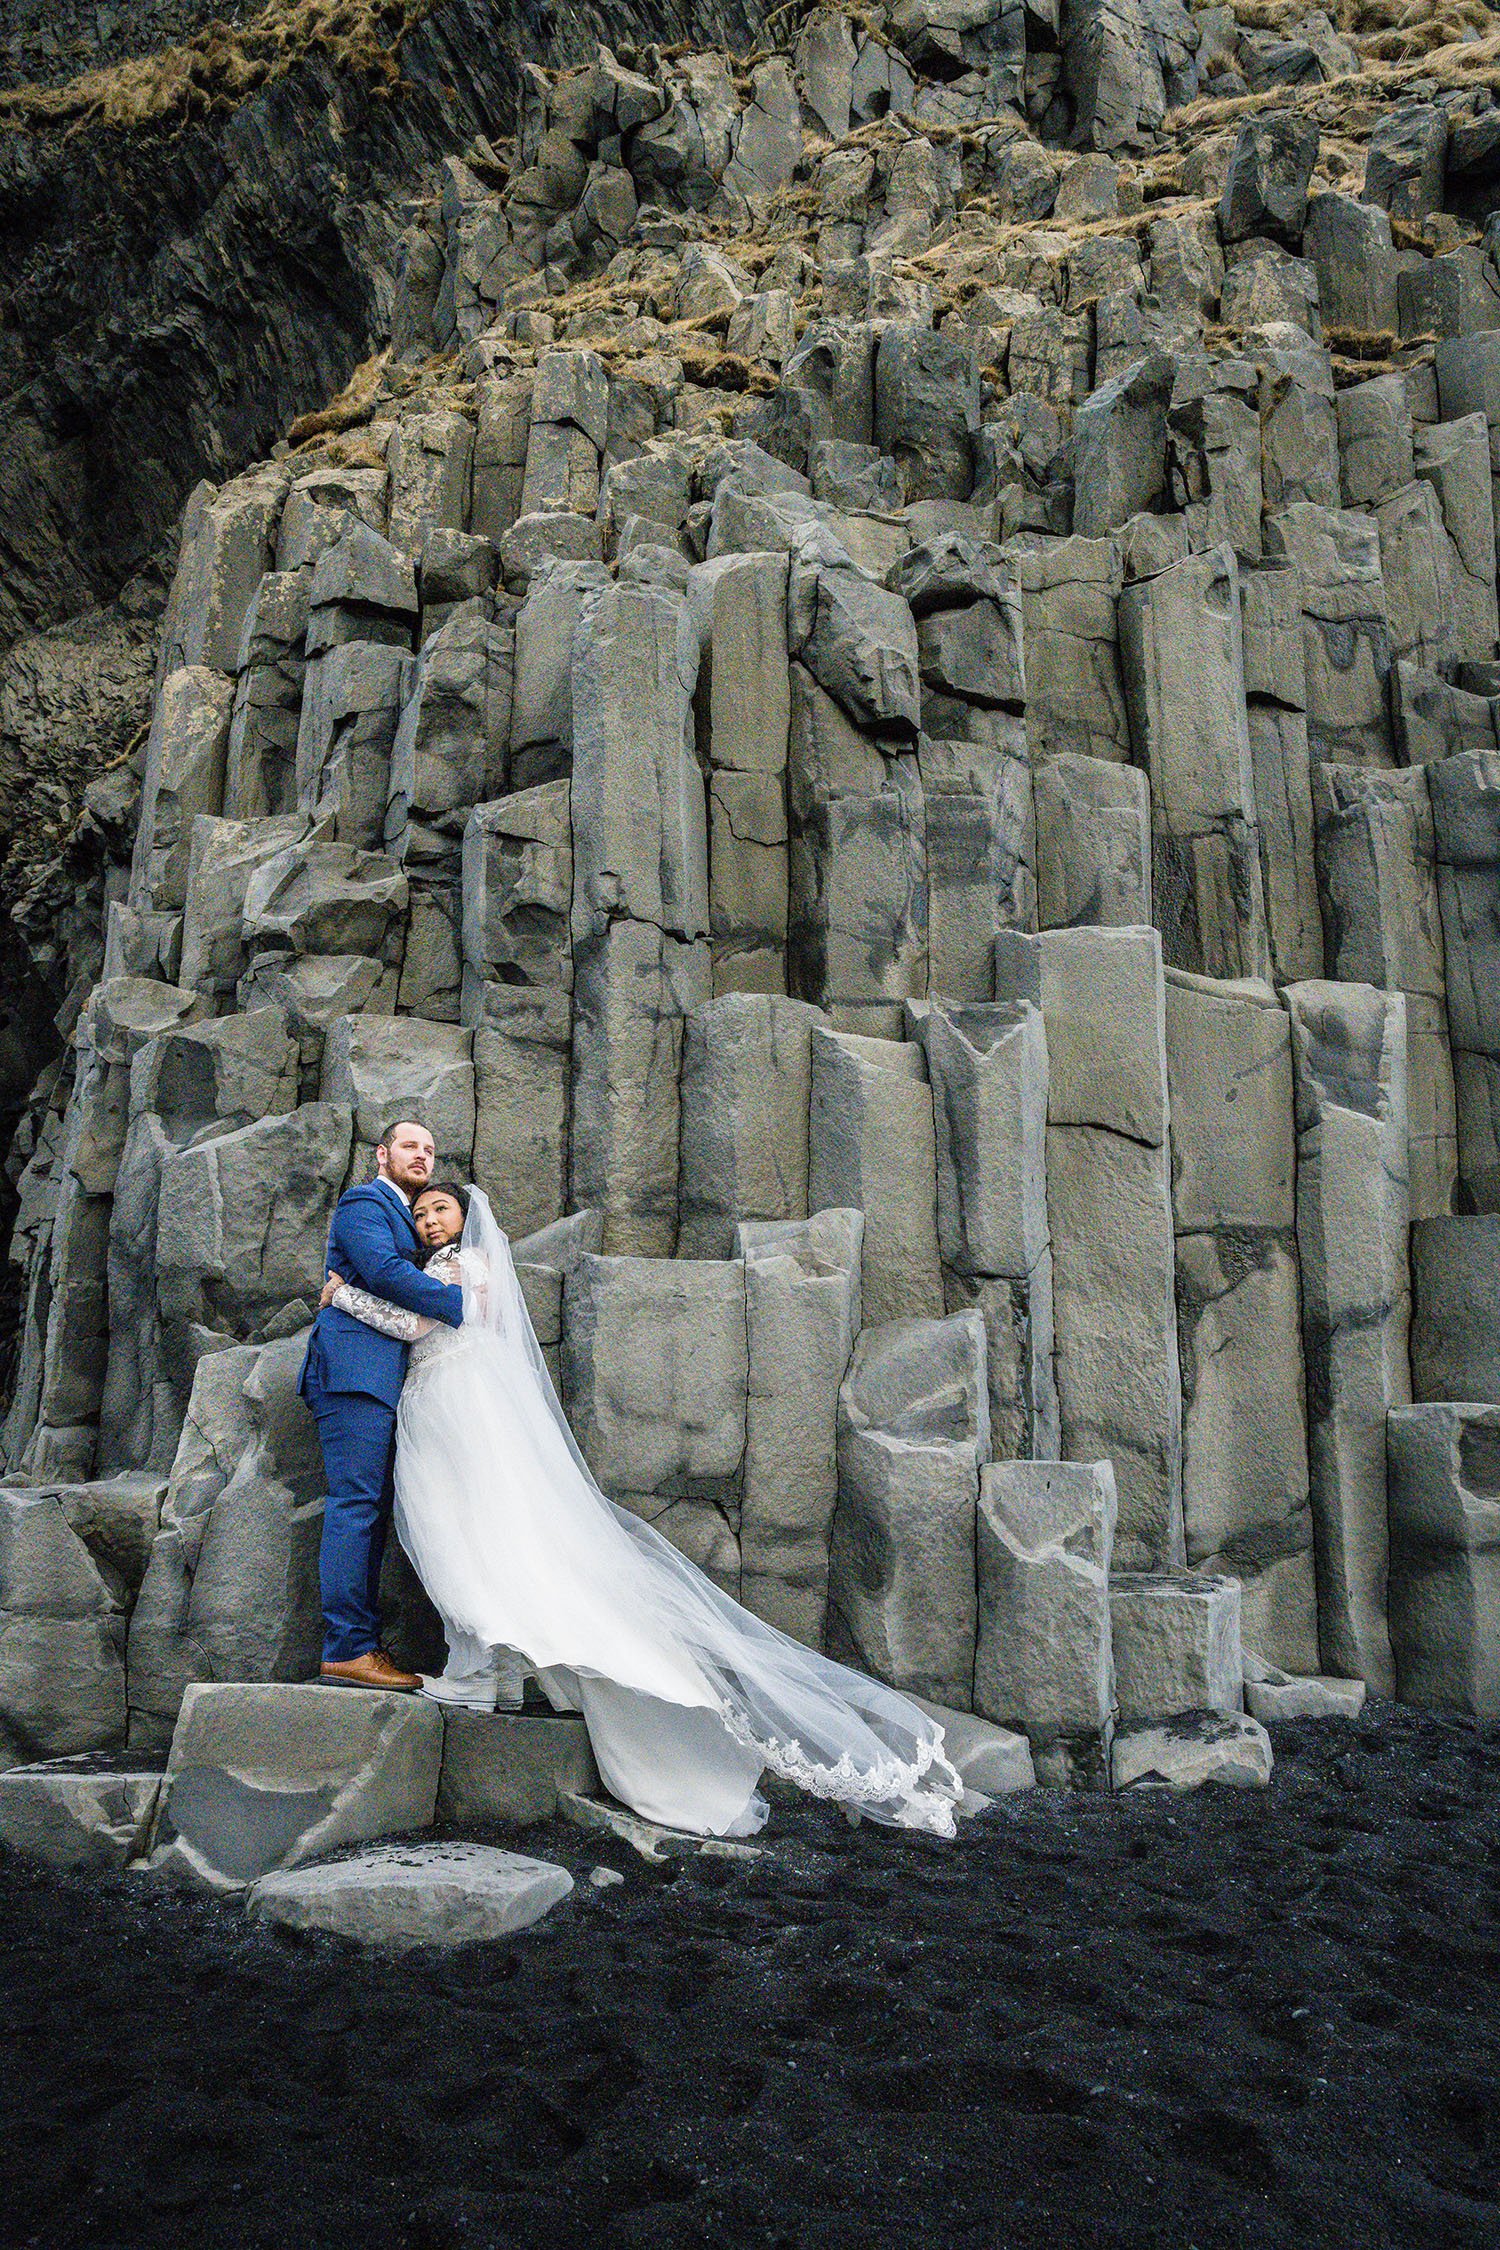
[4,0,1500,1850]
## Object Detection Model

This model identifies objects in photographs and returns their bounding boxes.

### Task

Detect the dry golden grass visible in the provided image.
[286,349,392,444]
[1166,21,1500,148]
[0,0,440,133]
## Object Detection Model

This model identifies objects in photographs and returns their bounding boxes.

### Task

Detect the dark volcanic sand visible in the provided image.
[4,1706,1500,2250]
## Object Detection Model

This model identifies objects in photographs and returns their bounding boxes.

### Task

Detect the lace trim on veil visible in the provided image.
[456,1188,967,1843]
[716,1702,964,1838]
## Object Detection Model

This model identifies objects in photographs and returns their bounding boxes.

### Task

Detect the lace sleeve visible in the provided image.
[331,1283,433,1342]
[426,1244,490,1323]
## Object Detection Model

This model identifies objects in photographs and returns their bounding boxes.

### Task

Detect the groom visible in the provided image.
[298,1118,465,1691]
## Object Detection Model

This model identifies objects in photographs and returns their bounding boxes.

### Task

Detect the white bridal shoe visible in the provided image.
[417,1671,502,1713]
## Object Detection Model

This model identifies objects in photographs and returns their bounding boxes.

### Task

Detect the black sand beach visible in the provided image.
[3,1705,1499,2250]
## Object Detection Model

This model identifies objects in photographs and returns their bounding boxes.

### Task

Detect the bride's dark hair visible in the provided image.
[414,1180,470,1227]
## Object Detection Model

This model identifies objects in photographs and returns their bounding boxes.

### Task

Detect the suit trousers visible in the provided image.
[303,1357,398,1664]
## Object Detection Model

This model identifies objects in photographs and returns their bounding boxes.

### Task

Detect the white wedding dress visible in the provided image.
[334,1190,962,1840]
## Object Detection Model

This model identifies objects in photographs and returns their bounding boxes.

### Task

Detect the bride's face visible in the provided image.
[412,1190,465,1249]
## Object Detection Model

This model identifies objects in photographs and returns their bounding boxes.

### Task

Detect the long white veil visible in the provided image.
[458,1187,963,1835]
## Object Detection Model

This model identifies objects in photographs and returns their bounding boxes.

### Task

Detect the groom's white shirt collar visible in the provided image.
[374,1173,413,1220]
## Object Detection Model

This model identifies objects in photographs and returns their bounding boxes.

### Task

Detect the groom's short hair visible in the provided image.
[377,1117,432,1149]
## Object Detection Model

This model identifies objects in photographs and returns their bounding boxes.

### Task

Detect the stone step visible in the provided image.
[437,1706,599,1824]
[141,1679,601,1893]
[246,1840,574,1949]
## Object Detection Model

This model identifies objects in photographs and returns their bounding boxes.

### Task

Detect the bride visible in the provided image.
[319,1182,963,1840]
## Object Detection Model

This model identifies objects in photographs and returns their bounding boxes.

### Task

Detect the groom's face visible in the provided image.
[377,1123,436,1197]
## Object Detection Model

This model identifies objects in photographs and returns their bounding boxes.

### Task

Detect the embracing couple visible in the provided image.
[298,1121,962,1840]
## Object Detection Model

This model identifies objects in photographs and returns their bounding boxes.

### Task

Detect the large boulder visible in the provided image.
[248,1841,574,1948]
[146,1681,443,1893]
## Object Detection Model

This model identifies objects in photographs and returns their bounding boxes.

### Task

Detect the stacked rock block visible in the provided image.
[9,6,1500,1785]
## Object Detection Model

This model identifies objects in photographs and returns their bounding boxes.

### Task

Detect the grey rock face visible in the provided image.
[569,918,706,1257]
[678,994,821,1258]
[130,668,235,914]
[1388,1403,1500,1720]
[1034,754,1151,931]
[1413,415,1499,668]
[241,843,408,962]
[462,785,573,993]
[563,1253,747,1590]
[1017,537,1131,765]
[1286,980,1410,1692]
[1072,354,1172,537]
[1363,104,1446,222]
[974,1458,1115,1778]
[470,987,571,1241]
[738,1208,863,1644]
[435,1709,600,1826]
[1119,545,1270,982]
[1018,926,1183,1572]
[809,1027,943,1326]
[1219,113,1320,249]
[1063,0,1166,152]
[152,470,284,687]
[0,1491,127,1762]
[873,323,979,500]
[830,1310,989,1707]
[1430,751,1500,1211]
[1265,502,1393,766]
[1304,194,1398,335]
[911,998,1048,1280]
[1164,969,1317,1672]
[788,545,923,738]
[1313,762,1456,1220]
[387,612,512,860]
[321,1017,474,1172]
[1410,1217,1500,1404]
[156,1103,351,1336]
[124,1330,326,1742]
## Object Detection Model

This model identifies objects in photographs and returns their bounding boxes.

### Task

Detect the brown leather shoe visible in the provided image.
[320,1650,420,1693]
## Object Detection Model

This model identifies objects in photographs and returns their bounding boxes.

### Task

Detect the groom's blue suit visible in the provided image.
[298,1179,464,1663]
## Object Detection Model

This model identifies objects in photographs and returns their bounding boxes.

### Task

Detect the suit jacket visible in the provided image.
[298,1181,464,1409]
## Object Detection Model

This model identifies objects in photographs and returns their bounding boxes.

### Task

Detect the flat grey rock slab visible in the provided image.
[1245,1674,1366,1722]
[558,1789,761,1863]
[0,1757,162,1869]
[1112,1712,1274,1791]
[247,1841,574,1949]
